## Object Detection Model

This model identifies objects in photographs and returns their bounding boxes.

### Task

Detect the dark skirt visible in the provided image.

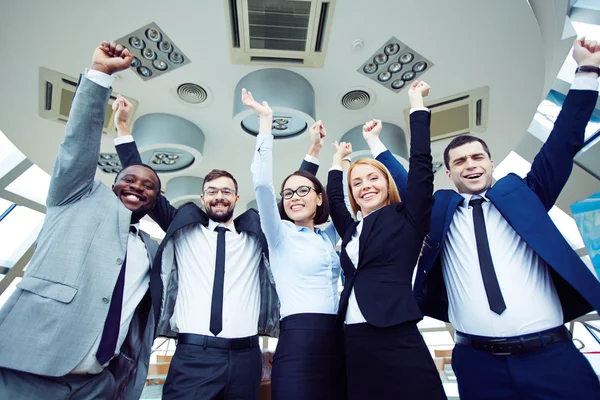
[344,321,447,400]
[271,313,346,400]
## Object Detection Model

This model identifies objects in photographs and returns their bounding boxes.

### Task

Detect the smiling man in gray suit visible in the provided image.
[0,42,164,399]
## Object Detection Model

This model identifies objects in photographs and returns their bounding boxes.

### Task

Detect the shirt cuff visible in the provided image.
[85,68,113,89]
[304,154,319,165]
[410,107,430,114]
[114,136,135,145]
[256,133,273,150]
[369,139,388,159]
[571,74,599,91]
[329,165,343,172]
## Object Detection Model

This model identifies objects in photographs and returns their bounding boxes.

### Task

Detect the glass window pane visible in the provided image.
[0,203,44,267]
[0,276,21,309]
[5,165,51,206]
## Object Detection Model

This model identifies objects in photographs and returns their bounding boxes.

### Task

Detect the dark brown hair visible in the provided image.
[203,169,238,193]
[278,170,330,225]
[443,135,491,169]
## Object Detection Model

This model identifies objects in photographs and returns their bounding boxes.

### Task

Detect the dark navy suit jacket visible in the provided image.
[328,110,433,327]
[377,88,600,324]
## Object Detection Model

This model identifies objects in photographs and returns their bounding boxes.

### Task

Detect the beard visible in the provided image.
[205,199,235,223]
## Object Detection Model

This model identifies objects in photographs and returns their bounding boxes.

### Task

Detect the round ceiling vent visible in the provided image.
[177,83,208,104]
[341,90,371,110]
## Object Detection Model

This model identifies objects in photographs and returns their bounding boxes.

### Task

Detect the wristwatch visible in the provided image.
[575,65,600,76]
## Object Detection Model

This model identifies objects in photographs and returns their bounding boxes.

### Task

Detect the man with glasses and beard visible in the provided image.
[112,95,322,400]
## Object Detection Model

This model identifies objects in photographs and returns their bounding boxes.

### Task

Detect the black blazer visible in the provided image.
[116,140,318,336]
[327,110,433,327]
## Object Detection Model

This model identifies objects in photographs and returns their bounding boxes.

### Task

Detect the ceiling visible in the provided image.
[0,0,577,213]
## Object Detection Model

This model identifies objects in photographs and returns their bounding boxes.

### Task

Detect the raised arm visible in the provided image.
[403,81,434,236]
[245,88,285,247]
[327,141,355,238]
[525,38,600,210]
[113,96,176,231]
[363,119,409,200]
[47,42,132,207]
[299,121,324,175]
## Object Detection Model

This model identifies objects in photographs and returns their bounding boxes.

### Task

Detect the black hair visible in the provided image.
[443,135,491,169]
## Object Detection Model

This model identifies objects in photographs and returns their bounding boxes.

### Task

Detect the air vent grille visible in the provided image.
[341,90,371,110]
[177,83,208,104]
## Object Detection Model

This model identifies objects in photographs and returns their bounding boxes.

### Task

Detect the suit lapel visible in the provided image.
[117,202,132,253]
[357,210,380,270]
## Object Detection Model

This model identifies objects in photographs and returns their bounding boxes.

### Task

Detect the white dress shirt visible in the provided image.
[345,219,368,324]
[171,219,262,338]
[441,193,563,337]
[72,223,150,374]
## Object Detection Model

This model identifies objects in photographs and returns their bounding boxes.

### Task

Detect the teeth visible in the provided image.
[126,194,141,201]
[291,205,303,210]
[362,193,375,200]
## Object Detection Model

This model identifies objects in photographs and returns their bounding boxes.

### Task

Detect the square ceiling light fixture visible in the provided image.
[359,37,433,93]
[115,22,190,81]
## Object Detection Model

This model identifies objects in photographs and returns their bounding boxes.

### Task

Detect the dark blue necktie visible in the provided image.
[469,197,506,315]
[210,226,229,336]
[96,225,137,365]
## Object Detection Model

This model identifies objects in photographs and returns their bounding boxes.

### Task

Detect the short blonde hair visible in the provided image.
[347,158,402,218]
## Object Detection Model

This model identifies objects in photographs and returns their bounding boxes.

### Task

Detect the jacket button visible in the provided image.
[116,258,123,264]
[102,297,110,304]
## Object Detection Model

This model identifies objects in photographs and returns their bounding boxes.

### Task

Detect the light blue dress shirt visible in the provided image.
[251,134,341,319]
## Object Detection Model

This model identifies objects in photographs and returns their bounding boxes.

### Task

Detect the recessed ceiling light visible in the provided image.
[399,52,414,64]
[137,66,152,77]
[146,28,162,42]
[378,71,391,82]
[363,63,377,74]
[131,57,141,68]
[373,53,388,65]
[391,79,405,89]
[401,71,415,81]
[169,51,184,64]
[142,48,156,60]
[413,61,428,72]
[384,43,400,55]
[129,36,145,50]
[152,59,168,71]
[158,40,173,53]
[388,62,402,73]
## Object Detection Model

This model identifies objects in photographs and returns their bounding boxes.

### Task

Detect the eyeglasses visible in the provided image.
[280,185,314,200]
[203,187,236,197]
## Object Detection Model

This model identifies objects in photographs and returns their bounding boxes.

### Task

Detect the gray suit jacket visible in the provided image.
[0,76,161,399]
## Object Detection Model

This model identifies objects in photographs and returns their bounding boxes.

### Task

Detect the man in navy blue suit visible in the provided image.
[373,38,600,399]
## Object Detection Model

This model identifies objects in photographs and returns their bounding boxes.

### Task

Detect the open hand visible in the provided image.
[91,41,133,75]
[241,88,273,118]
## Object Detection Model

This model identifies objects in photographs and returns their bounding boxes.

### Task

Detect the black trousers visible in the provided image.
[271,313,346,400]
[344,321,447,400]
[163,335,262,400]
[453,332,600,400]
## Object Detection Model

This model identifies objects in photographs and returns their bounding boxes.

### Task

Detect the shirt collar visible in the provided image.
[460,191,489,207]
[208,218,237,234]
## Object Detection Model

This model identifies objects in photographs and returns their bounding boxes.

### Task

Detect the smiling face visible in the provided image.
[281,175,322,226]
[446,141,495,195]
[112,165,160,222]
[350,163,389,217]
[200,176,239,224]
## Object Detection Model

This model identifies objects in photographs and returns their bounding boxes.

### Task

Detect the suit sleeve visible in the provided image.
[327,169,355,239]
[404,110,434,237]
[525,87,598,210]
[115,139,177,231]
[376,150,408,200]
[46,75,111,207]
[299,158,318,175]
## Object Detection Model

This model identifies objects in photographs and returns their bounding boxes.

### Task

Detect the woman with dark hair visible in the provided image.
[244,89,344,400]
[328,81,447,399]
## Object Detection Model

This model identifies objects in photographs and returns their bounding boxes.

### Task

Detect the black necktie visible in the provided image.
[469,197,507,315]
[210,226,229,336]
[96,225,137,365]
